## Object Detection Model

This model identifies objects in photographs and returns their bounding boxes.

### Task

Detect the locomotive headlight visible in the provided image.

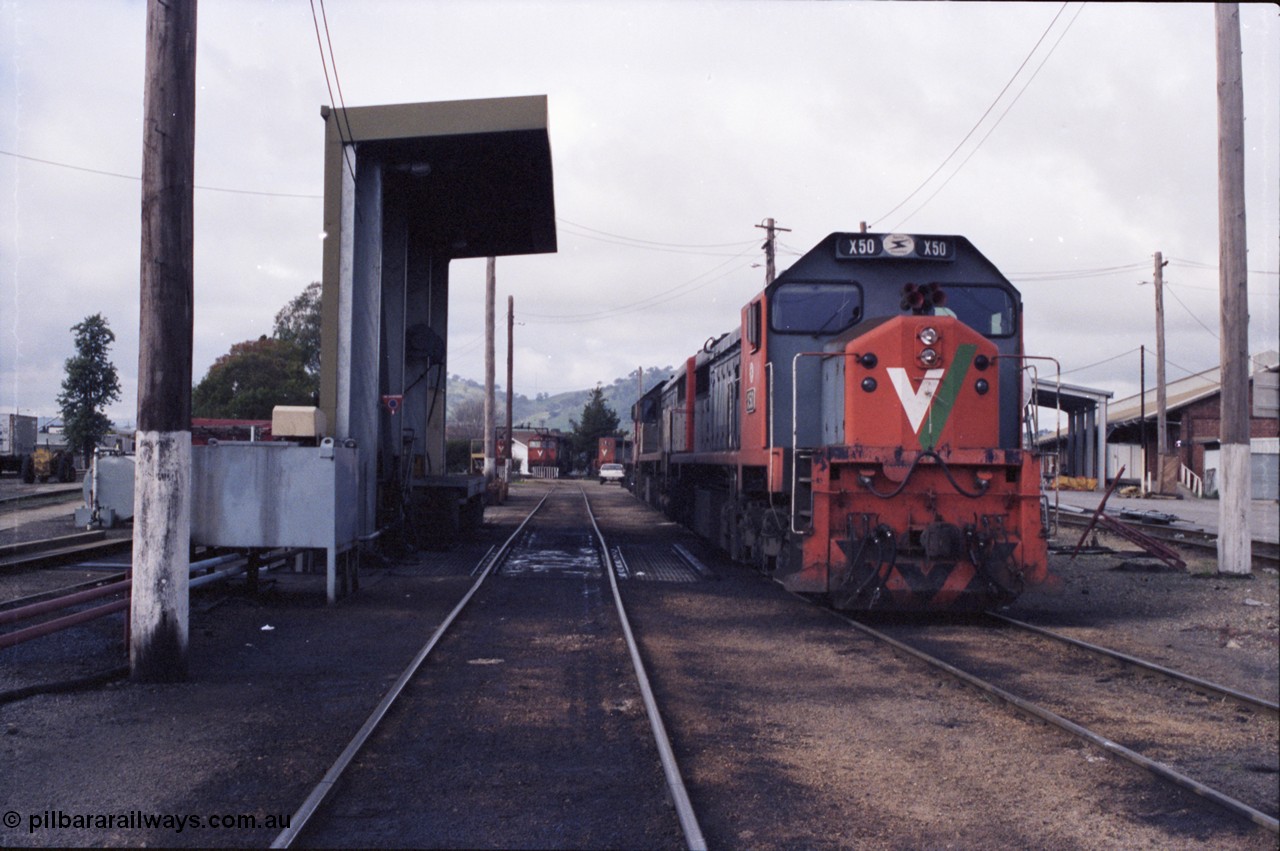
[975,378,990,395]
[918,326,939,346]
[919,347,939,367]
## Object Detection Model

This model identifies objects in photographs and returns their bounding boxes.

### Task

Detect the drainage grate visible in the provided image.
[615,544,707,583]
[500,530,602,578]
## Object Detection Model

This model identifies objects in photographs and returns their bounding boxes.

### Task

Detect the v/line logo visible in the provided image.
[884,343,976,450]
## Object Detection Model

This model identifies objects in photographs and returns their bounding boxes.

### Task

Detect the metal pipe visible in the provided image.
[0,551,270,649]
[0,598,129,650]
[0,579,131,626]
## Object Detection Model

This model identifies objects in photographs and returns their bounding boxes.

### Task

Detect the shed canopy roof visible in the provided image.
[323,96,556,259]
[1029,378,1113,414]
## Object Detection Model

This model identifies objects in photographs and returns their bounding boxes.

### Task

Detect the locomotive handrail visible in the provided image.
[1010,354,1062,529]
[790,350,861,535]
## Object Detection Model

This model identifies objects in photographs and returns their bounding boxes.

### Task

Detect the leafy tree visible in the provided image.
[192,336,315,420]
[569,385,621,462]
[273,280,322,376]
[57,313,121,464]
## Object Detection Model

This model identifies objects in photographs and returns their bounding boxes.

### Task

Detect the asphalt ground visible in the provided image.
[1,479,1276,848]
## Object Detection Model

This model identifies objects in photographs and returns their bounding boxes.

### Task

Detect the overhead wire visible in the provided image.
[870,2,1073,229]
[0,149,321,198]
[556,217,758,250]
[521,248,760,324]
[557,224,756,257]
[1164,282,1220,340]
[308,0,356,182]
[887,2,1085,230]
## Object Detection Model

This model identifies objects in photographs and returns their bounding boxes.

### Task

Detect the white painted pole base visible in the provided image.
[1216,443,1252,576]
[130,430,192,681]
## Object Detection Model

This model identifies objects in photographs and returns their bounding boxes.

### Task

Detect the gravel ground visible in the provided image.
[0,481,1276,848]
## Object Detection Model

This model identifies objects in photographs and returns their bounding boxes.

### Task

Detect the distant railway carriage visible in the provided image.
[632,232,1050,611]
[596,436,632,469]
[527,431,571,479]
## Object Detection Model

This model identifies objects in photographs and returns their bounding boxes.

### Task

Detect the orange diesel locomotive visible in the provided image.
[631,232,1049,611]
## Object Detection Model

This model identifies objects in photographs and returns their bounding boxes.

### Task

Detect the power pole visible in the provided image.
[484,257,496,481]
[132,0,197,682]
[1140,345,1146,492]
[755,218,791,285]
[505,294,514,481]
[635,366,643,453]
[1215,3,1251,575]
[1153,251,1174,495]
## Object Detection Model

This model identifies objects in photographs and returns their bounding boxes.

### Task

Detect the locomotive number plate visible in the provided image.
[835,234,954,261]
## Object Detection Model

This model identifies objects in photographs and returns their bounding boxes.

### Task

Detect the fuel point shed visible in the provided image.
[318,95,557,545]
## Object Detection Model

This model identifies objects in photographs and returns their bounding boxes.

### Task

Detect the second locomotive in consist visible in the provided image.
[632,232,1049,611]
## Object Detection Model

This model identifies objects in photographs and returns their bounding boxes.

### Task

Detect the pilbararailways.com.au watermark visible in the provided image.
[5,809,291,835]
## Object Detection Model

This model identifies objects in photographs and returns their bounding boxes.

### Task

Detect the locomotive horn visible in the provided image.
[900,283,925,311]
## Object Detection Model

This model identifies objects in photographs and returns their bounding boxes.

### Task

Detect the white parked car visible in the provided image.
[598,462,625,485]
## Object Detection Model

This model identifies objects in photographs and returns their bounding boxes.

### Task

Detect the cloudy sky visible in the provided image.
[2,1,1277,427]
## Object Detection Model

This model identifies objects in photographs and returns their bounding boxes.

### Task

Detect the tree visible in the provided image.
[273,280,322,376]
[570,385,621,462]
[57,313,121,464]
[192,336,315,420]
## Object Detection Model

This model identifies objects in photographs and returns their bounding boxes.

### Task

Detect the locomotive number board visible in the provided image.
[836,233,954,262]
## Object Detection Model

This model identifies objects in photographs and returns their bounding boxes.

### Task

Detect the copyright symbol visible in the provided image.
[2,811,20,829]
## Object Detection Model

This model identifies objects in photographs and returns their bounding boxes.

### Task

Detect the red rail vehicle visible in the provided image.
[596,435,632,469]
[527,430,571,479]
[632,232,1049,611]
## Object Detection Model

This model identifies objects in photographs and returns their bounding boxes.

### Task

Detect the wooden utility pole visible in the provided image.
[1140,345,1146,491]
[505,295,514,480]
[132,0,197,682]
[1153,251,1175,495]
[1215,3,1251,575]
[484,257,496,481]
[755,218,791,285]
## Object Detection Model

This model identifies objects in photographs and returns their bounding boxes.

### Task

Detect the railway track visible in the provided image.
[273,485,704,850]
[1052,507,1280,567]
[839,611,1279,834]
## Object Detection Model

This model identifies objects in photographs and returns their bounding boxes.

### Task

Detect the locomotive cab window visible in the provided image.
[770,282,863,335]
[933,284,1017,338]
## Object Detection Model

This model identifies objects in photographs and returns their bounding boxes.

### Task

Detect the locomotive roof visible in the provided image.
[768,232,1018,296]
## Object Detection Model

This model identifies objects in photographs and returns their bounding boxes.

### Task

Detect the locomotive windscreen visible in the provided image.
[923,283,1017,338]
[770,282,863,334]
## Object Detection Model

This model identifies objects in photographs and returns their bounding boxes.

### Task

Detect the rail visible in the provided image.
[271,491,550,849]
[584,488,707,851]
[986,612,1277,713]
[828,609,1278,834]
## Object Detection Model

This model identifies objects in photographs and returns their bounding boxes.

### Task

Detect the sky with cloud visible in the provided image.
[2,1,1277,426]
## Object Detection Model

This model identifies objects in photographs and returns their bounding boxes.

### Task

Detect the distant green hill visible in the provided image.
[447,366,674,433]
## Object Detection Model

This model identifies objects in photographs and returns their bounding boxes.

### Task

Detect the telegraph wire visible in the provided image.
[309,0,356,182]
[317,0,359,156]
[870,2,1074,229]
[558,224,754,257]
[888,2,1085,230]
[1164,282,1220,340]
[1058,347,1141,377]
[557,217,758,250]
[521,249,759,323]
[0,148,322,198]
